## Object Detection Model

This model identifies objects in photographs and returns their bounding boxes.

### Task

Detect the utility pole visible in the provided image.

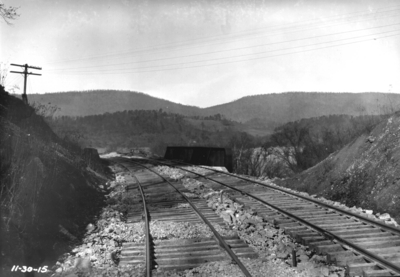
[10,63,42,104]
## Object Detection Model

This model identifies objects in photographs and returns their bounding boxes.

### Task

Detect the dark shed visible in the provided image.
[164,146,232,172]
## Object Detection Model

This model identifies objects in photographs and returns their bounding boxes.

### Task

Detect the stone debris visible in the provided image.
[51,161,397,277]
[155,165,214,180]
[155,165,185,180]
[253,176,400,227]
[51,164,146,277]
[179,176,346,277]
[366,136,375,143]
[51,163,236,277]
[130,221,236,243]
[378,213,391,220]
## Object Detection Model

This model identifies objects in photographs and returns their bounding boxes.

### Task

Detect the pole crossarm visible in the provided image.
[10,71,42,76]
[10,63,42,104]
[10,63,42,70]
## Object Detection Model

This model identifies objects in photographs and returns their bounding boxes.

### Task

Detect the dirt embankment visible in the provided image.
[0,90,110,275]
[277,112,400,223]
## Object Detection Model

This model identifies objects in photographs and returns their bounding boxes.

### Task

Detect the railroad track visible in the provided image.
[140,157,400,277]
[112,158,257,276]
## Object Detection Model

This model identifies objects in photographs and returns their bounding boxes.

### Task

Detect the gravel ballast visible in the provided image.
[50,161,350,276]
[155,166,346,277]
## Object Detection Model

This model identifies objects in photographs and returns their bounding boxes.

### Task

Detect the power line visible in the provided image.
[10,63,42,104]
[4,74,23,94]
[4,74,20,87]
[45,27,400,74]
[46,21,400,72]
[43,5,400,66]
[46,31,400,75]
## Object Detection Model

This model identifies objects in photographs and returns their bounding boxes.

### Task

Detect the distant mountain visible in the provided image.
[29,90,203,117]
[29,91,400,133]
[202,92,400,123]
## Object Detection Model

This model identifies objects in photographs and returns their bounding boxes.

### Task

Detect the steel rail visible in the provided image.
[149,158,400,275]
[157,158,400,235]
[118,163,152,277]
[126,159,253,277]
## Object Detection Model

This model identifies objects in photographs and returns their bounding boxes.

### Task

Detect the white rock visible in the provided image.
[378,213,391,220]
[364,210,373,215]
[74,257,91,270]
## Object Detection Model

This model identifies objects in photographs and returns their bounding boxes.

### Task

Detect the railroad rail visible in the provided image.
[114,158,257,276]
[144,157,400,277]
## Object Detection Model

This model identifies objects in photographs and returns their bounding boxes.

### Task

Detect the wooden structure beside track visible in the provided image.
[164,146,232,172]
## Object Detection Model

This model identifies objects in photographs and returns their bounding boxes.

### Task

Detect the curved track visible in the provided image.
[146,157,400,277]
[114,158,257,276]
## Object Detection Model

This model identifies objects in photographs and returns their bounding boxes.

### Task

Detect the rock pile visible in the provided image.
[51,168,145,277]
[52,205,146,276]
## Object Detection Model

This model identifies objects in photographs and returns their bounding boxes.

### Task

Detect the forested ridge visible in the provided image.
[45,105,385,175]
[46,110,250,155]
[32,90,396,178]
[30,91,400,135]
[205,92,400,123]
[29,90,203,117]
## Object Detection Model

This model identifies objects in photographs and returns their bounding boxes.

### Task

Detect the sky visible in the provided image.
[1,0,400,108]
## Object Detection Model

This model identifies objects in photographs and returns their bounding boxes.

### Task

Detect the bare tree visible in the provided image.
[269,123,311,172]
[229,132,254,174]
[0,3,19,25]
[266,146,298,174]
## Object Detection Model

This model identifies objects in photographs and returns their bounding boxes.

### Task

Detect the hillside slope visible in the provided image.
[30,91,400,133]
[278,112,400,223]
[203,92,400,123]
[29,90,203,117]
[0,89,108,273]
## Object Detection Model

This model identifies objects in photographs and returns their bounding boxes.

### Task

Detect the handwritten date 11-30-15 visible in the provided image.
[11,265,48,273]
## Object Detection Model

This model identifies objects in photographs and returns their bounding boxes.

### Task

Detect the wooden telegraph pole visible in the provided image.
[10,63,42,104]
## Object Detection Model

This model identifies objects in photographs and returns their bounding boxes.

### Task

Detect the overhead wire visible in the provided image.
[5,73,21,87]
[5,74,23,93]
[4,74,19,87]
[43,5,400,66]
[45,26,400,75]
[46,30,400,75]
[45,21,400,72]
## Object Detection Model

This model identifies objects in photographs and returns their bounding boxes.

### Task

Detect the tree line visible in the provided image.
[45,109,246,155]
[44,106,387,176]
[230,114,385,178]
